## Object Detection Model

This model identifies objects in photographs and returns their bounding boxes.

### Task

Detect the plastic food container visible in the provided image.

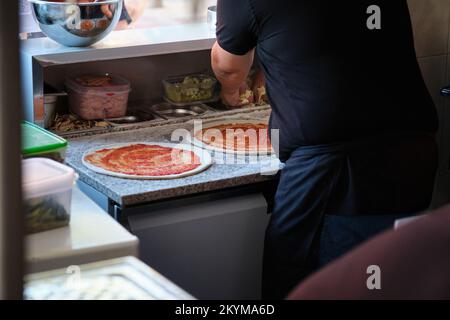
[22,121,68,163]
[22,158,78,234]
[163,74,217,104]
[66,74,131,120]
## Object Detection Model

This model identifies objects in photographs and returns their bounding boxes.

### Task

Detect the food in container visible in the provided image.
[66,74,131,120]
[163,74,217,104]
[22,121,68,163]
[22,158,78,234]
[50,113,111,133]
[43,91,67,129]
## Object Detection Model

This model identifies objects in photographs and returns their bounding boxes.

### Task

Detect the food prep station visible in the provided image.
[20,23,279,299]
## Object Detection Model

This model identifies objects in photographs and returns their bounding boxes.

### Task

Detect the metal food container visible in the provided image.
[150,102,210,119]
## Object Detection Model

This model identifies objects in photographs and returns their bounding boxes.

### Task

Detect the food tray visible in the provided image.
[24,257,194,300]
[162,73,218,105]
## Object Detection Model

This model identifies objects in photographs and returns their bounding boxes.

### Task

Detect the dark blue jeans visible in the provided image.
[262,132,438,299]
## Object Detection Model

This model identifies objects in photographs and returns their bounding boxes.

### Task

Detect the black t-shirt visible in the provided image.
[216,0,438,161]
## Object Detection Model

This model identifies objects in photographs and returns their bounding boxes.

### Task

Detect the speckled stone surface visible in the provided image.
[66,108,281,206]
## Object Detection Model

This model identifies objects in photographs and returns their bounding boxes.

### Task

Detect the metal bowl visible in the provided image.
[28,0,123,47]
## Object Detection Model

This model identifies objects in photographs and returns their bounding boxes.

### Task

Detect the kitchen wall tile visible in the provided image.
[408,0,450,57]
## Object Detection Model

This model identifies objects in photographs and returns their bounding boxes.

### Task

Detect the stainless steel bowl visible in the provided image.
[28,0,123,47]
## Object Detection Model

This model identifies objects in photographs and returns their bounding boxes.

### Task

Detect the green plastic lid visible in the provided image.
[22,121,67,155]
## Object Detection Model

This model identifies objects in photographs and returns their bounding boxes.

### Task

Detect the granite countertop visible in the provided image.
[65,108,281,206]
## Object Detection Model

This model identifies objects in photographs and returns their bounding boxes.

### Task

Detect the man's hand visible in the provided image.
[221,84,254,108]
[211,42,255,107]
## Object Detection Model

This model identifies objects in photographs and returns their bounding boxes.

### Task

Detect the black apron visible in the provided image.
[262,131,438,299]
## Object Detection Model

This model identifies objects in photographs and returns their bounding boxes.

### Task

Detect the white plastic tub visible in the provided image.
[22,158,78,234]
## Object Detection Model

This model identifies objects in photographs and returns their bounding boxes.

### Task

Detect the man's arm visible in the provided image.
[211,41,255,107]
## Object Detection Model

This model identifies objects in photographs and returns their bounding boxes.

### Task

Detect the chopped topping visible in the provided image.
[50,113,112,132]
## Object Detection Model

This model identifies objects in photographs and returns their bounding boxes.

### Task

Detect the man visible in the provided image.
[211,0,439,299]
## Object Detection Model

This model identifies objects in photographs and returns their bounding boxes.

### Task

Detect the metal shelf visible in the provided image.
[20,23,215,65]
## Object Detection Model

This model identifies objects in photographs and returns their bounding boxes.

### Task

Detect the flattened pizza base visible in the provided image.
[191,119,273,155]
[82,142,213,180]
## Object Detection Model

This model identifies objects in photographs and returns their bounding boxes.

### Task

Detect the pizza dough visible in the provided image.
[191,120,273,155]
[82,142,212,180]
